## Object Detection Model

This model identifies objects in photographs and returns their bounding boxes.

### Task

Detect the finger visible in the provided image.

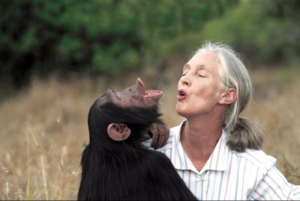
[155,126,165,149]
[162,128,169,146]
[154,124,170,149]
[150,127,159,148]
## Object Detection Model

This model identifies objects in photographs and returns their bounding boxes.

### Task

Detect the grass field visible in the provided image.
[0,64,299,200]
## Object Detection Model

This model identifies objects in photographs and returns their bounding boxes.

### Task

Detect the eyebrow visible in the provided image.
[183,64,207,71]
[183,64,190,70]
[99,94,106,99]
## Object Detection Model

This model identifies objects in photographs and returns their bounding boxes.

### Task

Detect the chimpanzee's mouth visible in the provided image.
[137,78,163,99]
[144,91,163,98]
[106,78,163,102]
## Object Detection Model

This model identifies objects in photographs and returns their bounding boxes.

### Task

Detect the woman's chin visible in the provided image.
[176,108,187,118]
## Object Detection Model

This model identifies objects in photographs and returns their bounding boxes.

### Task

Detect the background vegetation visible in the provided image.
[0,0,300,200]
[0,0,238,97]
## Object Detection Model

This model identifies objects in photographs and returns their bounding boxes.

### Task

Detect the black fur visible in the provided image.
[78,95,197,200]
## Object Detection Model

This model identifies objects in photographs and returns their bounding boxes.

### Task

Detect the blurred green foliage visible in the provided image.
[1,0,300,96]
[0,0,237,93]
[201,0,300,64]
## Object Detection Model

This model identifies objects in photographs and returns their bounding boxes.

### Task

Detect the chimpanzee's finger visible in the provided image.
[154,125,165,149]
[153,123,170,149]
[150,126,159,148]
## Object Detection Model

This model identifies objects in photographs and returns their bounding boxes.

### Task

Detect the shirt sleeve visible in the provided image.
[250,165,300,200]
[291,185,300,199]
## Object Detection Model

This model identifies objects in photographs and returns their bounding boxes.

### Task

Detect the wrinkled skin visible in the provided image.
[102,78,169,149]
[148,121,169,149]
[105,78,163,108]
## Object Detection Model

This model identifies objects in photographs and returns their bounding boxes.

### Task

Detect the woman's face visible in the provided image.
[176,52,225,119]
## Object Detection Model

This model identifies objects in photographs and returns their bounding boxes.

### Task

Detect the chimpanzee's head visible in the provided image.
[101,78,163,108]
[88,78,163,144]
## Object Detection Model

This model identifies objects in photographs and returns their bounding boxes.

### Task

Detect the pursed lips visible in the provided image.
[177,89,188,100]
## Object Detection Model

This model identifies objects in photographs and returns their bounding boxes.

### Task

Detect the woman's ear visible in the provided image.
[107,123,131,141]
[218,88,237,105]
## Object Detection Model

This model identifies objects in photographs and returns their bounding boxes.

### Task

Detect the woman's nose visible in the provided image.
[180,75,190,86]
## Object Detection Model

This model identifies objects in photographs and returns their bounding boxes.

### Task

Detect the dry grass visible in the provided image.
[244,66,300,185]
[0,65,299,200]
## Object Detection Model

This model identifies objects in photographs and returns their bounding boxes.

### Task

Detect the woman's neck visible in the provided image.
[180,116,223,172]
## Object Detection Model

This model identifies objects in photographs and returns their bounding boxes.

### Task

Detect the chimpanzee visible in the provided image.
[78,78,197,200]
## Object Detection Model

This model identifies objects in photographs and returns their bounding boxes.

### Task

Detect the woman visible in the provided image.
[147,42,300,200]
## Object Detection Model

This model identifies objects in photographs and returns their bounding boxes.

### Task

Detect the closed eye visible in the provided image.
[182,70,189,77]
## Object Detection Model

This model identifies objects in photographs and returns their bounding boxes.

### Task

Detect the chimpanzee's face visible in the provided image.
[102,78,163,108]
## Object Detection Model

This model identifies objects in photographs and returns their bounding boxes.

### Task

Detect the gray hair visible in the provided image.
[195,41,264,152]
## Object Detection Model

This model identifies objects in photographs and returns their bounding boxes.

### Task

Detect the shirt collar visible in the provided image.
[171,121,230,174]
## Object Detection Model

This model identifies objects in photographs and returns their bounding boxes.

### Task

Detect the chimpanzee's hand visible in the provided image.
[149,121,169,149]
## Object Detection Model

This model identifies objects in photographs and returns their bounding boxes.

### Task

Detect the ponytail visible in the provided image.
[226,118,264,152]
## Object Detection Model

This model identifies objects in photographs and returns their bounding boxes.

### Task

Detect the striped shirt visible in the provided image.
[144,121,300,200]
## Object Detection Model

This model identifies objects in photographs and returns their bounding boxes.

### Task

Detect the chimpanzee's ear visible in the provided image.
[107,123,131,141]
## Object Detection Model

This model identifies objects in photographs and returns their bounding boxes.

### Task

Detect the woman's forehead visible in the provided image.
[183,64,206,71]
[191,52,219,63]
[185,52,221,71]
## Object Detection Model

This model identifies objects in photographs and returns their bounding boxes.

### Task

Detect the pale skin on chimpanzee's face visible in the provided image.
[176,52,231,119]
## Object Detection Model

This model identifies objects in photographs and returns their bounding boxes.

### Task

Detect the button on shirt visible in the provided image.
[144,121,300,200]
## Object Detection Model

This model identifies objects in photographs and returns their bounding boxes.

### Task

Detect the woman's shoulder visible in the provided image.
[230,148,277,170]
